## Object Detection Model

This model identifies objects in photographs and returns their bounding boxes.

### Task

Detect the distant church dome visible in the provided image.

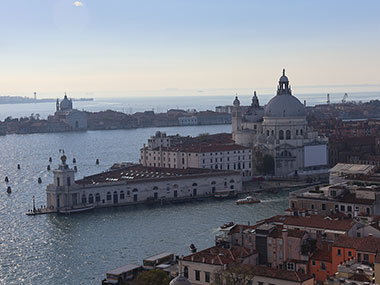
[264,69,305,118]
[233,96,240,106]
[169,276,191,285]
[60,93,73,111]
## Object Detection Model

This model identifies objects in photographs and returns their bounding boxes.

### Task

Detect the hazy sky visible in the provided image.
[0,0,379,97]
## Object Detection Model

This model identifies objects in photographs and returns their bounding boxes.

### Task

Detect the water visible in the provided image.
[0,124,290,284]
[1,90,380,120]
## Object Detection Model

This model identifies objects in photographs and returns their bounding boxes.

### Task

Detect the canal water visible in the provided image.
[0,124,289,284]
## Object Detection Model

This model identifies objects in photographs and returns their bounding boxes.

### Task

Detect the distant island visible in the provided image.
[0,96,93,104]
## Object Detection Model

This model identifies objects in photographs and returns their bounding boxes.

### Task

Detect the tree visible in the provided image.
[213,264,256,285]
[132,269,170,285]
[256,154,274,175]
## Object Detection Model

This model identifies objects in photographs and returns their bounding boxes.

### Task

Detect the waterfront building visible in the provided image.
[48,93,87,131]
[232,70,328,176]
[46,155,242,212]
[289,164,380,217]
[140,132,253,181]
[180,245,257,285]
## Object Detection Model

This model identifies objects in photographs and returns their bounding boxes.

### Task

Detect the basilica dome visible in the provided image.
[60,94,73,111]
[264,69,305,118]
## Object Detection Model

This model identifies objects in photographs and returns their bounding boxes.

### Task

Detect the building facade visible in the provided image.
[140,132,253,181]
[48,93,88,131]
[46,155,242,212]
[232,70,328,176]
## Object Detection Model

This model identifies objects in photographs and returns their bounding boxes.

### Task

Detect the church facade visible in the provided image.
[49,94,88,131]
[232,70,328,177]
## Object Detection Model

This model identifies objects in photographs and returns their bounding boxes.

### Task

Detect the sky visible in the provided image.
[0,0,379,98]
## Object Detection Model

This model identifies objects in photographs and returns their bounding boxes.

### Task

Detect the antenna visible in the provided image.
[327,93,330,105]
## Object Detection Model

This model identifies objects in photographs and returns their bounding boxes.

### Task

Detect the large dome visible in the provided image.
[264,69,306,118]
[60,94,73,111]
[264,94,305,118]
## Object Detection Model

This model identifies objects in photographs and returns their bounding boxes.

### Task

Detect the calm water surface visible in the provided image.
[0,124,289,284]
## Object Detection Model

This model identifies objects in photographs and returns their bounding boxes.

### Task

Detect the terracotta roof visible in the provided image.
[283,215,355,232]
[311,243,332,262]
[76,164,239,185]
[151,143,250,153]
[338,193,375,205]
[182,246,254,266]
[333,236,380,253]
[251,266,313,283]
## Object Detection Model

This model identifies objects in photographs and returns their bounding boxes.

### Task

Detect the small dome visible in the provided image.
[279,68,289,83]
[60,94,73,111]
[169,275,191,285]
[233,96,240,106]
[264,94,305,118]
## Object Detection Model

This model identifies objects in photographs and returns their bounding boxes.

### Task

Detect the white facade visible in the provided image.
[53,94,87,130]
[46,156,242,212]
[232,70,328,176]
[140,133,253,180]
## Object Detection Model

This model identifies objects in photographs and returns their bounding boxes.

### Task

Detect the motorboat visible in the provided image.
[235,196,260,205]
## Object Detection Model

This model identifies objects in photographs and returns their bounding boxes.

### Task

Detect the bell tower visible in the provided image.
[47,153,76,211]
[232,95,242,136]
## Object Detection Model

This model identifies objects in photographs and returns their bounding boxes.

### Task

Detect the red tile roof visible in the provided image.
[183,246,254,266]
[251,266,313,283]
[283,215,355,232]
[333,236,380,253]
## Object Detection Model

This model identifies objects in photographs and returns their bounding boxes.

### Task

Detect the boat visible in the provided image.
[235,196,260,205]
[58,205,95,214]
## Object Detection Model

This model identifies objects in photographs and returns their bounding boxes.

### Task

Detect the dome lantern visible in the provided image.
[233,96,240,106]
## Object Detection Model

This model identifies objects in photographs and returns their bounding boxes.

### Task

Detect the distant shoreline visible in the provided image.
[0,97,93,104]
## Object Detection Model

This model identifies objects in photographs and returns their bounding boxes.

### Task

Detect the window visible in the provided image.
[107,192,111,200]
[184,267,188,278]
[348,251,352,257]
[340,205,345,211]
[279,130,284,140]
[337,249,341,256]
[364,253,369,261]
[56,177,60,186]
[286,130,291,139]
[321,262,326,270]
[322,204,326,210]
[81,194,87,204]
[205,272,210,283]
[287,262,295,271]
[195,270,200,281]
[258,282,264,285]
[95,193,101,202]
[312,260,316,266]
[120,191,125,200]
[88,194,94,203]
[67,177,71,186]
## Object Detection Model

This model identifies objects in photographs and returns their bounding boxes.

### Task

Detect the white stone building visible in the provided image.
[140,132,253,181]
[232,70,328,176]
[49,93,87,130]
[46,155,242,212]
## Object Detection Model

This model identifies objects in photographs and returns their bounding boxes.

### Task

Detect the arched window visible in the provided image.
[296,129,299,136]
[300,129,303,136]
[95,193,101,202]
[266,130,269,136]
[132,188,138,192]
[192,183,197,187]
[88,194,94,204]
[81,194,87,204]
[173,184,178,188]
[120,191,125,200]
[279,130,284,140]
[286,130,291,140]
[153,186,158,190]
[106,192,111,200]
[184,266,189,278]
[211,181,216,185]
[271,130,274,136]
[238,163,241,170]
[230,179,235,183]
